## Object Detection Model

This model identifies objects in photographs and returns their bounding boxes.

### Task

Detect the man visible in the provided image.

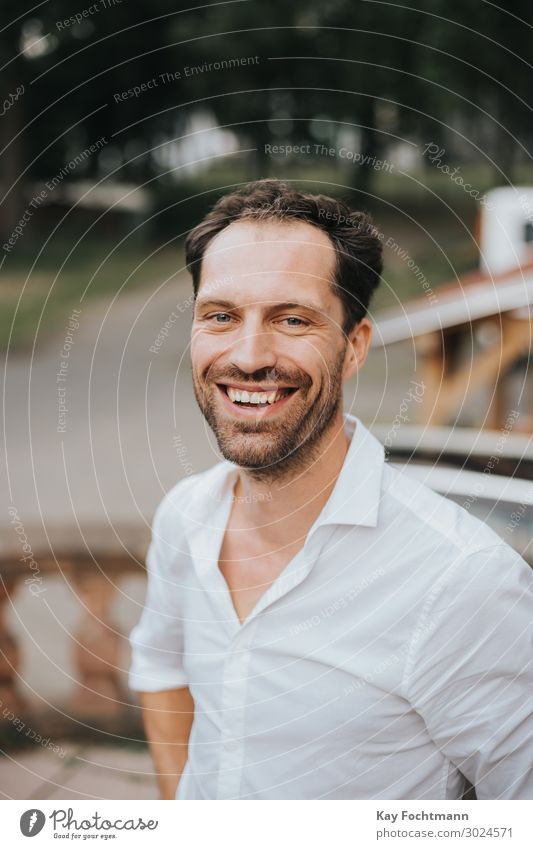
[129,179,533,800]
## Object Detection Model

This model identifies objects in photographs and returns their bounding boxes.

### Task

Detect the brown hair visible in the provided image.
[184,179,383,333]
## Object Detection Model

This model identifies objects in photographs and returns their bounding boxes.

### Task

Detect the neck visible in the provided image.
[231,410,351,543]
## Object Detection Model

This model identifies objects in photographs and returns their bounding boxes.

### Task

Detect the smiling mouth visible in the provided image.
[217,384,298,408]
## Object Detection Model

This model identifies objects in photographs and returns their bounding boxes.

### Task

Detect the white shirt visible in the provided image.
[128,414,533,800]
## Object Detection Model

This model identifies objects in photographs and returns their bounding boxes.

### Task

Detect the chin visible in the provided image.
[217,434,283,468]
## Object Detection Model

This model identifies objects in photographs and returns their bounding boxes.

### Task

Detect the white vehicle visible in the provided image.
[480,186,533,275]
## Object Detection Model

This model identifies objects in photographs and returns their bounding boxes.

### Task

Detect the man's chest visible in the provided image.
[179,558,436,799]
[182,520,421,704]
[217,528,305,624]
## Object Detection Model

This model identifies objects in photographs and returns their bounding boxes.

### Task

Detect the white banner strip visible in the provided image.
[2,799,531,848]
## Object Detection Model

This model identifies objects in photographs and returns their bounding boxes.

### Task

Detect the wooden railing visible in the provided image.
[0,522,149,746]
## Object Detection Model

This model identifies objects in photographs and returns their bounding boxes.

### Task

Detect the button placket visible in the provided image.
[215,620,258,799]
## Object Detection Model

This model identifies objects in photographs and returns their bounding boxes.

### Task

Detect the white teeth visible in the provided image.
[226,386,294,405]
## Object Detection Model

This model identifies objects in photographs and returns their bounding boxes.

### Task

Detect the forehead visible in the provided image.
[199,219,338,305]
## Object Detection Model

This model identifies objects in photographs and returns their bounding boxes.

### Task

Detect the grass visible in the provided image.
[0,237,186,353]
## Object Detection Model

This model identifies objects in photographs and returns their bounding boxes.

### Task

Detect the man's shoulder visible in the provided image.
[380,462,532,619]
[153,460,233,538]
[381,459,505,556]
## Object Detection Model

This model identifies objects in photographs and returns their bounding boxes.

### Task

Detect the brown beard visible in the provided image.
[191,347,346,484]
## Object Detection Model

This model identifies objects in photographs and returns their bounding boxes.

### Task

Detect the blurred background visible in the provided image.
[1,0,532,799]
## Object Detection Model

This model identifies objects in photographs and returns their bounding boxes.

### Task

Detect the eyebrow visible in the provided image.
[194,298,325,314]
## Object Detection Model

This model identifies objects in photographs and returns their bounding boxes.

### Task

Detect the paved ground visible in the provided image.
[0,743,158,800]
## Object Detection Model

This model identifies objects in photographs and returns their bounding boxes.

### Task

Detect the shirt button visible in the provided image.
[223,738,239,752]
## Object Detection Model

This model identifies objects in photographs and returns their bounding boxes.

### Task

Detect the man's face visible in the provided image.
[190,219,360,478]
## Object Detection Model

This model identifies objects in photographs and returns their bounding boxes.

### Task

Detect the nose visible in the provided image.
[228,325,277,374]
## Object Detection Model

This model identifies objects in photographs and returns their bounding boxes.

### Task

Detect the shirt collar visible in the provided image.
[212,412,384,530]
[311,413,384,529]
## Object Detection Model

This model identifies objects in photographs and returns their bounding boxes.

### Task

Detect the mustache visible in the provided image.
[203,366,313,389]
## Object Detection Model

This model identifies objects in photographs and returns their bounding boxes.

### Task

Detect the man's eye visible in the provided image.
[282,316,307,327]
[209,313,232,324]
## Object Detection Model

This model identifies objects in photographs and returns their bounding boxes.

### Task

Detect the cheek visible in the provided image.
[191,331,220,370]
[291,339,336,379]
[312,347,347,390]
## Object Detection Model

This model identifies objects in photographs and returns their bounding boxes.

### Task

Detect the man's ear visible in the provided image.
[342,318,373,381]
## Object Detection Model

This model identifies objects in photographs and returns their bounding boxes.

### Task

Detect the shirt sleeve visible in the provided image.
[403,543,533,799]
[128,494,189,692]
